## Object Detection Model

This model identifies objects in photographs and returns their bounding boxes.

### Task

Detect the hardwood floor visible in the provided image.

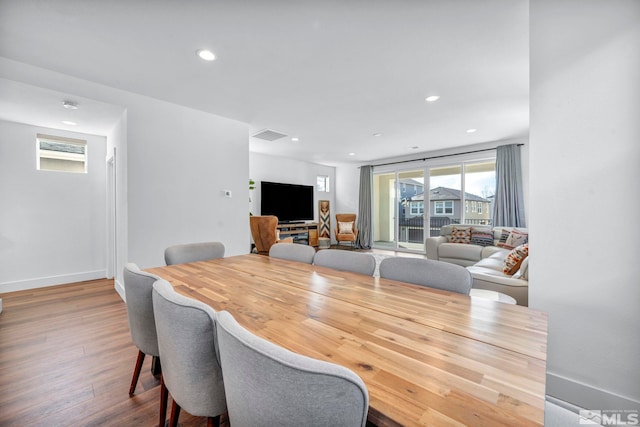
[0,279,205,427]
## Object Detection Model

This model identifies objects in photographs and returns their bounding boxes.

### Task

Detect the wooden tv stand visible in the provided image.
[277,222,319,247]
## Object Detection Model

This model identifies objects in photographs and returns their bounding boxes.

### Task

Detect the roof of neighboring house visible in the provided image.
[398,178,424,187]
[411,186,490,202]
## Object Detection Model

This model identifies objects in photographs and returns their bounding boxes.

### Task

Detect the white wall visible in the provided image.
[335,164,361,219]
[127,98,249,268]
[250,152,335,239]
[0,59,251,297]
[530,0,640,410]
[0,120,107,292]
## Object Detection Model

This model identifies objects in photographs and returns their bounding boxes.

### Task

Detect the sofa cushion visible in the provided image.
[450,226,471,244]
[474,250,510,272]
[439,242,483,263]
[503,243,529,275]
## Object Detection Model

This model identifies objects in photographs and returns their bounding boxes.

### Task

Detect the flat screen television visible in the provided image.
[260,181,314,223]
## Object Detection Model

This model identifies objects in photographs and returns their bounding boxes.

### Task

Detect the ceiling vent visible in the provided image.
[252,129,288,141]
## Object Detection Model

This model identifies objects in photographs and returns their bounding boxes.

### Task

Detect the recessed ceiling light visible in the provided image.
[373,133,382,137]
[291,137,300,142]
[425,95,440,102]
[410,146,420,150]
[62,121,77,126]
[348,152,356,156]
[466,128,477,133]
[196,49,216,61]
[62,100,78,110]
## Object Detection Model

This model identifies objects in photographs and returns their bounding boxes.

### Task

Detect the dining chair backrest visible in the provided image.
[164,241,225,266]
[313,249,376,276]
[215,310,369,427]
[269,242,316,264]
[123,263,161,357]
[379,257,472,295]
[152,279,227,418]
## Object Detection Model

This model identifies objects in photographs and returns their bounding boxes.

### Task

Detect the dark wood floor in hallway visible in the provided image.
[0,279,205,426]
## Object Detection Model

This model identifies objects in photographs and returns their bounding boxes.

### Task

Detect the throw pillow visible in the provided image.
[503,243,529,275]
[338,221,353,234]
[449,226,471,244]
[497,229,510,245]
[499,230,529,250]
[470,227,494,247]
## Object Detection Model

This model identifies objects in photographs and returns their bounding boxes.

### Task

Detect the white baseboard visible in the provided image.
[114,279,125,302]
[0,270,107,294]
[547,372,640,412]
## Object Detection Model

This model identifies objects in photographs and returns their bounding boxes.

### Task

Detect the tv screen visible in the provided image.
[260,181,314,223]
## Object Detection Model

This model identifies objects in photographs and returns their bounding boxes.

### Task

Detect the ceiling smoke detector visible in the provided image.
[62,100,78,109]
[251,129,288,141]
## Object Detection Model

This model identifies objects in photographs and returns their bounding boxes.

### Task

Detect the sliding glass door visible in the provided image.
[373,169,425,252]
[428,161,496,236]
[372,156,496,251]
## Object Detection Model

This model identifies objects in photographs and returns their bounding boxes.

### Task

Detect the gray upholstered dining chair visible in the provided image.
[215,310,369,427]
[379,257,472,295]
[268,242,316,264]
[313,249,376,276]
[123,263,162,396]
[152,279,227,427]
[164,241,225,265]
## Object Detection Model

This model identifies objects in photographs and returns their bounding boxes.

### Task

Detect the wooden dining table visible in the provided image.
[148,254,547,427]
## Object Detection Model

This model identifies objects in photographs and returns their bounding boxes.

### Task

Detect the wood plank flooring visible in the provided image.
[0,279,205,427]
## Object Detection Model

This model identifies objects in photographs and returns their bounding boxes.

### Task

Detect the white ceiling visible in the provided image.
[0,0,529,166]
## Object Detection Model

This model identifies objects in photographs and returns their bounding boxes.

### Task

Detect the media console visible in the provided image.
[277,222,319,247]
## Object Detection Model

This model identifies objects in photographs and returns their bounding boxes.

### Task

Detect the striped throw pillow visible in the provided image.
[471,228,494,247]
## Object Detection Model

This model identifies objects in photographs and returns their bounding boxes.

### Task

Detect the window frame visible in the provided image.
[36,133,88,174]
[316,175,330,192]
[434,200,453,215]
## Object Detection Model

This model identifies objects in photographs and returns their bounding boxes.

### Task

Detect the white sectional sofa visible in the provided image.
[426,224,529,306]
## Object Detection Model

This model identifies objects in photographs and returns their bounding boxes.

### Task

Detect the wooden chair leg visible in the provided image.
[129,350,145,396]
[169,399,181,427]
[151,355,162,378]
[159,375,168,427]
[207,415,221,427]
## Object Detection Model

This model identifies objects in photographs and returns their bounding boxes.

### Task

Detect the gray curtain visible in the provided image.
[356,165,372,249]
[493,144,526,227]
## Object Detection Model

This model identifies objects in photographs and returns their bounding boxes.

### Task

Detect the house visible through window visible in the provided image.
[37,134,87,173]
[317,175,330,192]
[410,201,424,215]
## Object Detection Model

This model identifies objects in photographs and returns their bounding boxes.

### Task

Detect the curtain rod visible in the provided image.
[369,143,524,168]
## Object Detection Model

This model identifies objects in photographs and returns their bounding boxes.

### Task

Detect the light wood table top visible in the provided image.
[148,254,547,427]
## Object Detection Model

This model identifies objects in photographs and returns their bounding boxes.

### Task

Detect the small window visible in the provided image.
[435,201,453,215]
[410,201,424,215]
[317,175,330,192]
[37,134,87,173]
